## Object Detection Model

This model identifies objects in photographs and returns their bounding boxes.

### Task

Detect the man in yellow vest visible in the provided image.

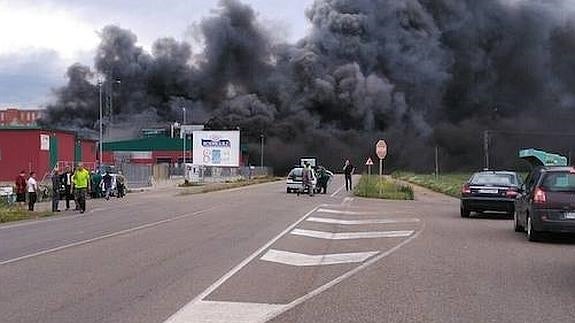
[72,162,91,214]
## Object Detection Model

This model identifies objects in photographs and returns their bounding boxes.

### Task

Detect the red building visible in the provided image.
[0,108,44,127]
[0,128,97,182]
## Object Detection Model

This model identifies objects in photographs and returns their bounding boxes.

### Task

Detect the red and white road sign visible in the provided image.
[376,140,387,160]
[365,157,374,166]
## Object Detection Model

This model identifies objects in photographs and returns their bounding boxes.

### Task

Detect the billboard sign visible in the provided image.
[193,131,240,167]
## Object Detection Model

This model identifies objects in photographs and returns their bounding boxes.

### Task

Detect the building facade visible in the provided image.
[0,108,44,127]
[0,128,97,182]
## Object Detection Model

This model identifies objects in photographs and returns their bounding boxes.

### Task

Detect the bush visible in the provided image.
[354,175,414,200]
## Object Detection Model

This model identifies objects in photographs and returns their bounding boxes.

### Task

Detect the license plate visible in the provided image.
[479,189,498,194]
[565,212,575,219]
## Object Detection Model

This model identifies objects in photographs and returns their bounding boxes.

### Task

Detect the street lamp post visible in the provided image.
[98,80,103,168]
[182,107,186,165]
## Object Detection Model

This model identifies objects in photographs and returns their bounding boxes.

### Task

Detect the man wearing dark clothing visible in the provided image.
[14,170,27,209]
[51,168,61,212]
[60,166,75,210]
[343,159,355,191]
[317,166,330,194]
[102,172,113,200]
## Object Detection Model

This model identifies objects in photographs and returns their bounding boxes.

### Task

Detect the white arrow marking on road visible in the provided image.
[260,249,379,266]
[316,208,380,215]
[306,216,420,225]
[163,300,286,323]
[290,228,414,240]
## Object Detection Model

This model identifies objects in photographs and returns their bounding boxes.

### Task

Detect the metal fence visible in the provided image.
[118,163,153,188]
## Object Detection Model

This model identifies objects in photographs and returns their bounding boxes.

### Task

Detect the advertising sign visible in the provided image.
[192,131,240,167]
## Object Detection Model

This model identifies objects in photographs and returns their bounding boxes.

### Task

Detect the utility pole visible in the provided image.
[483,130,490,170]
[260,133,265,168]
[98,80,103,168]
[182,107,186,165]
[435,145,439,179]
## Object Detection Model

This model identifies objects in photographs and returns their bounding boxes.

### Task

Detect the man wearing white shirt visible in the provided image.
[27,172,38,211]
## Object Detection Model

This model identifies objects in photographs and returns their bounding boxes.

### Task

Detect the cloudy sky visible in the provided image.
[0,0,314,108]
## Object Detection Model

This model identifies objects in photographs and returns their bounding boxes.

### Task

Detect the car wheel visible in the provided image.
[527,215,541,242]
[460,206,470,218]
[513,210,524,232]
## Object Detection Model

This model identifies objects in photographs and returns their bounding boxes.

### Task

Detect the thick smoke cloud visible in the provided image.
[42,0,575,173]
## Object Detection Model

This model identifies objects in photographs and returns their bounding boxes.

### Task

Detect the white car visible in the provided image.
[286,167,320,194]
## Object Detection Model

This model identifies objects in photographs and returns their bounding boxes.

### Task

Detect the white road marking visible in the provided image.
[306,216,420,225]
[164,301,285,323]
[260,249,379,266]
[163,206,321,323]
[330,185,345,197]
[317,208,379,215]
[257,224,425,323]
[290,228,414,240]
[0,209,212,266]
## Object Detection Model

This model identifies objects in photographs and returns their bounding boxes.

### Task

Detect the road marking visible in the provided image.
[306,217,420,225]
[260,249,379,266]
[330,185,345,197]
[164,301,285,323]
[0,208,212,266]
[317,208,379,215]
[290,228,414,240]
[258,223,425,323]
[163,205,321,323]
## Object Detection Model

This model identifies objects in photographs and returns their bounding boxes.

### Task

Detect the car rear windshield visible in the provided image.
[288,169,303,177]
[540,172,575,192]
[470,173,517,186]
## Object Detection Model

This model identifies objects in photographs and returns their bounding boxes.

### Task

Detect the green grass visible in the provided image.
[0,205,54,223]
[354,175,414,200]
[392,172,471,197]
[179,176,282,195]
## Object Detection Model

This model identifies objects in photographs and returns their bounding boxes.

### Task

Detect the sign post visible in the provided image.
[365,157,374,176]
[376,140,388,196]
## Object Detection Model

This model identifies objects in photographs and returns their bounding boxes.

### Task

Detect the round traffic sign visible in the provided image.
[376,140,387,160]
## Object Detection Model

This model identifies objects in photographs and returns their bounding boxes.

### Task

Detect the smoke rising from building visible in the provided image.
[41,0,575,172]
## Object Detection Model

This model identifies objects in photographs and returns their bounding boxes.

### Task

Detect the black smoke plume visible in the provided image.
[41,0,575,173]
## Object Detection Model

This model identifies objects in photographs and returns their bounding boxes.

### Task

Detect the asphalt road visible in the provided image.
[2,176,575,323]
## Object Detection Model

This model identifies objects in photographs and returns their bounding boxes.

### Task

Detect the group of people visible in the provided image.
[298,159,355,197]
[14,163,126,214]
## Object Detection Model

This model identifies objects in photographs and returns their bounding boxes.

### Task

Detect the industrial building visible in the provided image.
[102,137,189,165]
[0,127,97,182]
[0,108,44,127]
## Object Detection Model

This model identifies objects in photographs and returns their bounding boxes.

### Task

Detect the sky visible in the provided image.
[0,0,314,108]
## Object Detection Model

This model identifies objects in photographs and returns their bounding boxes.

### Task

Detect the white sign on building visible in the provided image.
[40,134,50,151]
[192,131,240,167]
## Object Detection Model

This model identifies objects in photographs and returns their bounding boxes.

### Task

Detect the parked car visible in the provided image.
[286,167,320,194]
[460,171,523,218]
[514,166,575,241]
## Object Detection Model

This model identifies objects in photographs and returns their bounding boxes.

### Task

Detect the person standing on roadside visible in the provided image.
[51,167,61,212]
[27,171,38,211]
[102,171,113,200]
[116,171,126,198]
[72,163,90,214]
[343,159,355,191]
[60,166,75,210]
[317,166,331,194]
[14,170,27,209]
[299,162,314,197]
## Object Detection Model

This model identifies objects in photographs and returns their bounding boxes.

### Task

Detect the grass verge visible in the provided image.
[0,205,54,223]
[179,176,282,195]
[392,172,471,198]
[353,175,414,200]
